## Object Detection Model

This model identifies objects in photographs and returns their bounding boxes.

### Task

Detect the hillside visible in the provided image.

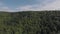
[0,11,60,34]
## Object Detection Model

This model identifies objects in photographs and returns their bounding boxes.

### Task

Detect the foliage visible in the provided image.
[0,11,60,34]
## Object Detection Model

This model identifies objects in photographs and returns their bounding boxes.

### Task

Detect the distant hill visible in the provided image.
[0,11,60,34]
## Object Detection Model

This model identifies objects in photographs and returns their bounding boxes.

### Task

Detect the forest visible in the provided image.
[0,11,60,34]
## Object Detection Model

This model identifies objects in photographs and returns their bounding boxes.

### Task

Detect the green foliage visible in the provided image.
[0,11,60,34]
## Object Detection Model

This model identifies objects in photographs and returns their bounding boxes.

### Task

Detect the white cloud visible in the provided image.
[0,7,15,12]
[0,0,60,12]
[0,2,14,12]
[0,3,8,11]
[40,0,60,10]
[16,5,33,11]
[0,6,10,11]
[16,0,60,11]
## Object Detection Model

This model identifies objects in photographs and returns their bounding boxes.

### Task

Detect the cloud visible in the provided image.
[16,0,60,11]
[40,0,60,10]
[0,6,11,11]
[0,0,60,12]
[0,7,15,12]
[0,6,10,11]
[0,2,13,12]
[16,5,42,11]
[16,5,39,11]
[0,3,8,10]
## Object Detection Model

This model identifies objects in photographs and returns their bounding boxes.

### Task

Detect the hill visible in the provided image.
[0,11,60,34]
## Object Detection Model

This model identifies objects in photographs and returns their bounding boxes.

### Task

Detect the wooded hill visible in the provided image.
[0,11,60,34]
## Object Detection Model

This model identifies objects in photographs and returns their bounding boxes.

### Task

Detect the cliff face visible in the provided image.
[0,11,60,34]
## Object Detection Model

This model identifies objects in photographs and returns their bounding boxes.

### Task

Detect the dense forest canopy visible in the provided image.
[0,11,60,34]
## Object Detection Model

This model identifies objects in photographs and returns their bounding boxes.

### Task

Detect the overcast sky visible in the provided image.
[0,0,60,12]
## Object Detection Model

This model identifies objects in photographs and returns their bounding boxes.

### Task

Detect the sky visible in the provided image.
[0,0,60,12]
